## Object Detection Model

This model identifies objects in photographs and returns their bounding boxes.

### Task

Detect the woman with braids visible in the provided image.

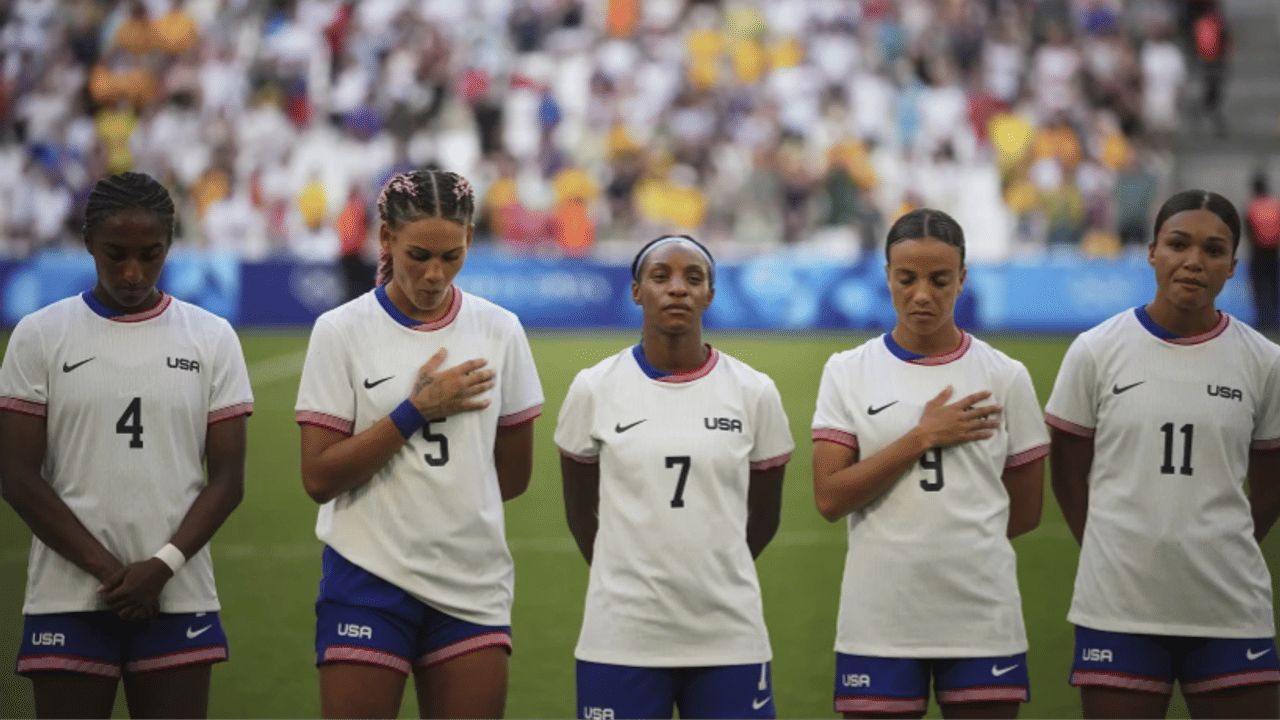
[0,171,253,718]
[811,208,1047,718]
[1047,190,1280,719]
[294,168,543,719]
[555,234,794,719]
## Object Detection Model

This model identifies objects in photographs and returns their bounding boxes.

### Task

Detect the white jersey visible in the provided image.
[554,345,794,667]
[0,292,253,614]
[812,332,1048,657]
[1045,308,1280,638]
[295,285,543,627]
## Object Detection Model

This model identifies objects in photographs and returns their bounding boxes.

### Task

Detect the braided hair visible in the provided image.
[83,172,176,247]
[376,169,476,287]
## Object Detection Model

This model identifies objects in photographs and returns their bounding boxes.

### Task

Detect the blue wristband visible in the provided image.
[389,399,425,439]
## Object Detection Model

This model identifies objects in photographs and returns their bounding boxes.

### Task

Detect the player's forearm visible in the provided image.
[2,473,122,582]
[561,456,599,564]
[494,421,534,501]
[302,418,407,503]
[168,473,244,560]
[1247,449,1280,542]
[746,466,785,558]
[1049,430,1092,545]
[1003,458,1045,539]
[814,430,930,521]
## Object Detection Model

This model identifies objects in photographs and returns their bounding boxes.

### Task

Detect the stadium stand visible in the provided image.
[0,0,1232,262]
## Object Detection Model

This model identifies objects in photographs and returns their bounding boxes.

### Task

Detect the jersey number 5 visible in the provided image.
[422,418,449,466]
[116,397,143,448]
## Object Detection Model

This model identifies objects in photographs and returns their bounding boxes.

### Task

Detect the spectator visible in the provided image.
[1139,23,1187,147]
[1192,2,1231,138]
[1247,172,1280,331]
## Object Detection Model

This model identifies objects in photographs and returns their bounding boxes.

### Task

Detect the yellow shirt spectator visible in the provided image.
[553,168,600,204]
[988,111,1035,175]
[95,106,138,174]
[154,8,200,56]
[686,28,724,90]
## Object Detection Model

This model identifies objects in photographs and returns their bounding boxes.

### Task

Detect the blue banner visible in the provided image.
[0,248,1257,332]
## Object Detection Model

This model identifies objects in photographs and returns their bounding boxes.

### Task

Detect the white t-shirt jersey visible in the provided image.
[1045,308,1280,638]
[554,345,794,667]
[295,285,543,627]
[812,332,1048,658]
[0,292,253,614]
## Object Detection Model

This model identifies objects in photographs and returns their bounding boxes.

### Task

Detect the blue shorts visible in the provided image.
[1072,625,1280,695]
[314,546,511,676]
[834,652,1030,714]
[576,660,774,719]
[16,611,228,678]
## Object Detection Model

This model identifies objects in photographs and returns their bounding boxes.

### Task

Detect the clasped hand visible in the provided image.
[98,559,172,622]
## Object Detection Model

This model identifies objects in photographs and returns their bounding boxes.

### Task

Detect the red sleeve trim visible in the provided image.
[209,402,254,425]
[498,404,542,427]
[750,452,791,471]
[0,396,46,418]
[1005,443,1049,468]
[296,410,354,436]
[1045,413,1094,438]
[813,428,858,450]
[558,447,599,464]
[1253,437,1280,451]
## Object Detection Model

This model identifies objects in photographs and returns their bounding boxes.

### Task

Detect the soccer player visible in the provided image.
[0,171,253,718]
[811,208,1048,719]
[1046,189,1280,719]
[295,169,543,719]
[555,235,794,720]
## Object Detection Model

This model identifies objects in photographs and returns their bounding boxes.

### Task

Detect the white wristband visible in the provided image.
[152,543,186,574]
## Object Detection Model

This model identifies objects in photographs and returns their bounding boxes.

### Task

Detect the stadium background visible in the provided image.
[2,0,1280,716]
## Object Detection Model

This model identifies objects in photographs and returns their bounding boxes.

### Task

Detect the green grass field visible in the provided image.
[0,329,1276,718]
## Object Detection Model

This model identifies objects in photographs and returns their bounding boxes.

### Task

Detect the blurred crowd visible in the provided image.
[0,0,1227,263]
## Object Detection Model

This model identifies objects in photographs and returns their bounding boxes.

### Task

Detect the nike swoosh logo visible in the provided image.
[62,358,95,373]
[363,376,394,389]
[186,625,212,639]
[867,401,898,415]
[615,419,647,433]
[1248,648,1273,660]
[1113,381,1144,394]
[752,696,771,710]
[991,664,1020,677]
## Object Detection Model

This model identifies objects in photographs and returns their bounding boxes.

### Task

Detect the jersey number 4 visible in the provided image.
[116,397,144,448]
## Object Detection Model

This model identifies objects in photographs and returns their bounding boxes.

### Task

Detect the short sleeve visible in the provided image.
[207,319,254,424]
[496,316,544,427]
[749,376,794,470]
[0,315,49,417]
[295,315,356,435]
[1002,362,1050,467]
[1253,351,1280,449]
[811,355,857,449]
[554,371,599,463]
[1044,335,1098,438]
